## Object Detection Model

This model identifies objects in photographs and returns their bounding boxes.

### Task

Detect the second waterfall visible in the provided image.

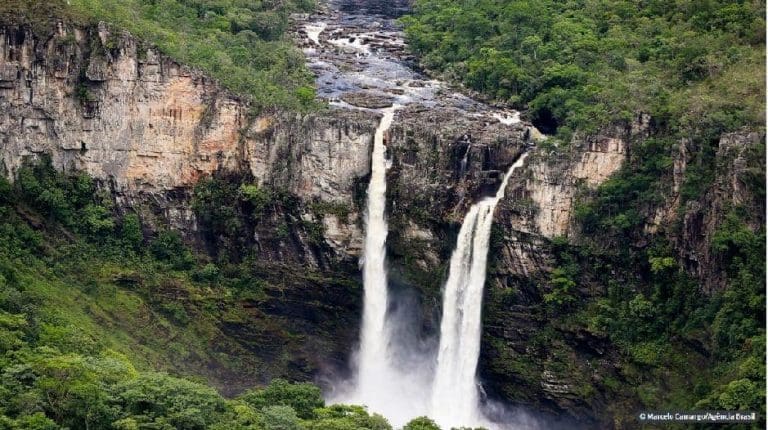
[430,153,530,429]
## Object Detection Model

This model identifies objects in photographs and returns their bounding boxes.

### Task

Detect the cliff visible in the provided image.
[0,20,381,394]
[1,17,763,428]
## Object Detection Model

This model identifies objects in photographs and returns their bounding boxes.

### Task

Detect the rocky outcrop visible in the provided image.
[0,23,245,189]
[508,116,649,241]
[671,131,763,292]
[248,111,377,203]
[0,22,379,245]
[384,105,531,294]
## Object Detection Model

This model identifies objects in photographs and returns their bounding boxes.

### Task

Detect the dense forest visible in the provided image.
[0,0,764,428]
[404,0,765,423]
[402,0,764,137]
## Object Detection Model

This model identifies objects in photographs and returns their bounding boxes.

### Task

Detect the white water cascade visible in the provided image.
[336,105,431,426]
[430,152,530,429]
[357,106,397,390]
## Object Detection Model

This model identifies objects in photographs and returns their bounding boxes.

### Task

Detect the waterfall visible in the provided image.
[339,105,431,427]
[430,152,529,429]
[459,142,472,176]
[357,106,397,391]
[303,3,542,428]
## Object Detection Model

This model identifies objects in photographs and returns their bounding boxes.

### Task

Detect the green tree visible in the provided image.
[113,373,227,429]
[120,213,144,250]
[150,231,194,270]
[309,405,391,430]
[262,405,300,430]
[241,379,324,419]
[403,416,440,430]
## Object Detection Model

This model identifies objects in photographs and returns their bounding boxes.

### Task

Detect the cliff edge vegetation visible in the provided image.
[404,0,765,424]
[402,0,764,138]
[0,0,318,112]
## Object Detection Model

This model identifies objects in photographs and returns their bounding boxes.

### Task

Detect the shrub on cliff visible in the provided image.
[3,0,319,112]
[403,416,441,430]
[402,0,764,139]
[241,378,324,420]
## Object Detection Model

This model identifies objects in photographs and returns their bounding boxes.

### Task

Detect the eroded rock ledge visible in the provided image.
[0,18,672,426]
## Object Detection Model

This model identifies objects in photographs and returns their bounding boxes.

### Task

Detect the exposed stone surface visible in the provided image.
[673,131,764,292]
[511,120,647,240]
[340,91,394,109]
[2,14,761,429]
[0,24,245,191]
[0,23,379,247]
[248,110,378,203]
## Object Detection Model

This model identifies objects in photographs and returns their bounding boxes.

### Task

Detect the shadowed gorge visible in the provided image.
[0,0,764,429]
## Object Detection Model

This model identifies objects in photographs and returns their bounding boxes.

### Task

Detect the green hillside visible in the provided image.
[402,0,764,138]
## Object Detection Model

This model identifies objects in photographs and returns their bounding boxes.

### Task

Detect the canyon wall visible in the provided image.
[0,19,627,420]
[1,20,762,427]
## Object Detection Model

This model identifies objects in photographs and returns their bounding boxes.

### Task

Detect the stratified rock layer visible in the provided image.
[2,15,762,429]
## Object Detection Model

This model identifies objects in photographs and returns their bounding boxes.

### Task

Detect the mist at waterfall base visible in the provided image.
[326,278,555,430]
[324,128,558,429]
[327,107,433,425]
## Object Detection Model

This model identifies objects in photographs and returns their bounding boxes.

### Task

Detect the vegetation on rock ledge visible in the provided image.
[1,0,319,112]
[0,159,389,428]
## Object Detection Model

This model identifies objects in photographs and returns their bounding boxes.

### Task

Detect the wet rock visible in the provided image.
[340,91,394,108]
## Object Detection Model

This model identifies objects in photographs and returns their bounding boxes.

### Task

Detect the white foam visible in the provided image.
[493,111,521,125]
[305,22,327,46]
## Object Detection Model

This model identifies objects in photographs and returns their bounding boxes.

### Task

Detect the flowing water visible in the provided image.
[333,103,434,426]
[351,106,429,424]
[296,1,540,428]
[357,107,396,392]
[430,153,530,429]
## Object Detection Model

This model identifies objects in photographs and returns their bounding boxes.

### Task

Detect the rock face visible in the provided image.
[671,131,764,292]
[1,17,762,429]
[497,118,648,272]
[0,23,244,190]
[0,23,378,237]
[523,135,629,238]
[248,111,377,204]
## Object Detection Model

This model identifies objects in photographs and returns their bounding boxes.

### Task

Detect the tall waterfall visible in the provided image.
[430,152,530,428]
[357,106,397,390]
[343,105,432,426]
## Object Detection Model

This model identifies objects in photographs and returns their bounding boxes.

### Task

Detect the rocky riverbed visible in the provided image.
[294,0,527,127]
